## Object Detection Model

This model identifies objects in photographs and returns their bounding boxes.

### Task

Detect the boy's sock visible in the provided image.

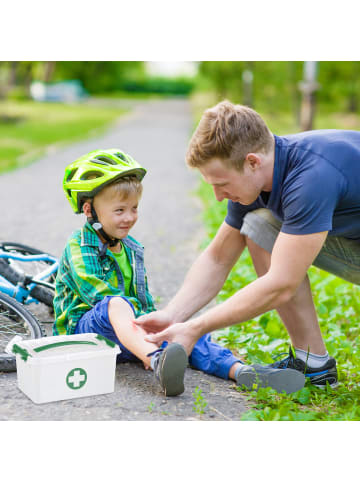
[294,348,329,368]
[150,350,161,370]
[234,362,246,377]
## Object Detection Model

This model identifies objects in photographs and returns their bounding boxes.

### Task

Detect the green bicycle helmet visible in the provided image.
[63,148,146,214]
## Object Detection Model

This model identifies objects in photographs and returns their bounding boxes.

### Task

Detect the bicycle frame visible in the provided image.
[0,252,59,305]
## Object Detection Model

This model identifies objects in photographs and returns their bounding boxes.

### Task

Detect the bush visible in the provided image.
[6,87,29,101]
[122,76,195,95]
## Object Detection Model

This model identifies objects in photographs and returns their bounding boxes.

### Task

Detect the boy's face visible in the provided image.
[92,187,140,240]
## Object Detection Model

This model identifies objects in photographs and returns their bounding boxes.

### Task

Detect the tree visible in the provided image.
[52,61,145,93]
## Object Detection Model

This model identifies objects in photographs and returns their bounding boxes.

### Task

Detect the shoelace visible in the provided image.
[271,352,292,368]
[146,341,168,358]
[146,348,163,358]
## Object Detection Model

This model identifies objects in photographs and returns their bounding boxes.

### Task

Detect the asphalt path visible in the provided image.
[0,98,249,420]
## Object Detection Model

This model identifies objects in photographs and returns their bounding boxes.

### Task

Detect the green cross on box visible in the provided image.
[66,368,87,389]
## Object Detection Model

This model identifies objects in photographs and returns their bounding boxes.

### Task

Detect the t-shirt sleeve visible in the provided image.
[225,198,265,230]
[281,166,345,235]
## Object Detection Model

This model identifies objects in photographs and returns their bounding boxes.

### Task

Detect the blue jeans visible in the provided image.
[241,208,360,285]
[75,296,240,380]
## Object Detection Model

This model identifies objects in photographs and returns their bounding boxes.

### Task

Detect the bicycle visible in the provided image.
[0,293,44,372]
[0,241,58,307]
[0,242,59,372]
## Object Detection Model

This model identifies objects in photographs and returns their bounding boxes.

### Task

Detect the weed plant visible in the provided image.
[192,386,208,416]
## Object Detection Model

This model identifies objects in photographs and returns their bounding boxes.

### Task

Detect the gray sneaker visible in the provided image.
[235,364,305,394]
[151,343,188,396]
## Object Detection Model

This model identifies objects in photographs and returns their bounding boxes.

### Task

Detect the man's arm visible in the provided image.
[145,231,328,353]
[134,222,246,331]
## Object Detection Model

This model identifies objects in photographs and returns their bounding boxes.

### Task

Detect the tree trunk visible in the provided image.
[242,62,253,107]
[43,61,56,83]
[299,61,319,131]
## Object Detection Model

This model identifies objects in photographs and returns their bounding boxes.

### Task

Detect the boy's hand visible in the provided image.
[134,310,174,334]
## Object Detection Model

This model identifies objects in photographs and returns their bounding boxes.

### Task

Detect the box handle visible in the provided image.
[95,334,116,347]
[12,343,32,361]
[33,341,97,352]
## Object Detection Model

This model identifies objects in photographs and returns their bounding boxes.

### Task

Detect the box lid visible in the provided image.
[10,333,120,364]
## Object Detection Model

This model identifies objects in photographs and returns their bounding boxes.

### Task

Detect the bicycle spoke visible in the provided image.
[0,292,44,372]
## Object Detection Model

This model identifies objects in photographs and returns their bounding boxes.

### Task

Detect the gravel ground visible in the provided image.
[0,98,250,420]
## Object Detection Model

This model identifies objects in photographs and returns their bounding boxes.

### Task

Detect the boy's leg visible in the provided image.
[75,296,157,365]
[107,296,158,368]
[189,333,239,380]
[76,296,187,396]
[108,297,187,396]
[189,334,305,394]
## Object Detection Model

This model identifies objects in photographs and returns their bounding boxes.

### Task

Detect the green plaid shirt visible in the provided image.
[53,222,155,335]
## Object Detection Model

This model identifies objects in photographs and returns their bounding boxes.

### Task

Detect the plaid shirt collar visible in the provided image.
[80,221,144,254]
[81,221,100,248]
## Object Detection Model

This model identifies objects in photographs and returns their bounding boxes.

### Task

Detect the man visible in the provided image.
[135,100,360,388]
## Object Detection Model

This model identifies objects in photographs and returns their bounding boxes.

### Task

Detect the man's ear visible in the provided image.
[82,201,92,218]
[245,153,261,171]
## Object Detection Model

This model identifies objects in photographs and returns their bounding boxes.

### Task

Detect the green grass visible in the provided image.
[0,100,127,174]
[193,95,360,420]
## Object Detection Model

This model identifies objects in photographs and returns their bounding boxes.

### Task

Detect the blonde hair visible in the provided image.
[82,176,143,211]
[186,100,273,171]
[101,175,143,200]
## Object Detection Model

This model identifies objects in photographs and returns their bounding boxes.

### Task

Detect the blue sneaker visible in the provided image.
[270,348,338,389]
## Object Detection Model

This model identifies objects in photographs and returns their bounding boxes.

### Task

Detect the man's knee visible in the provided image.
[240,208,281,254]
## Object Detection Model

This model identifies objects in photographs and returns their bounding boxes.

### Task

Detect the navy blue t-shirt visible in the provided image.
[225,130,360,240]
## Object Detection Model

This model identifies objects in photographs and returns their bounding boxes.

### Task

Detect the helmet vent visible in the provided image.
[93,156,117,165]
[115,152,129,163]
[80,170,104,180]
[66,169,77,182]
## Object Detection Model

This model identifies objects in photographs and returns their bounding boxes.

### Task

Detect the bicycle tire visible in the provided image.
[0,241,56,308]
[0,292,45,372]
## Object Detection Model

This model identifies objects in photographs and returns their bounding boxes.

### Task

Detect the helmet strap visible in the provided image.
[88,205,119,248]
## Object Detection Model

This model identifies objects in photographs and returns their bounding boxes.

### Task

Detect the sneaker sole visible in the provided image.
[237,367,305,394]
[314,381,339,389]
[306,369,338,389]
[160,343,188,397]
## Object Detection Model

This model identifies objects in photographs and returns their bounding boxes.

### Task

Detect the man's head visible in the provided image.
[186,100,273,172]
[186,101,275,205]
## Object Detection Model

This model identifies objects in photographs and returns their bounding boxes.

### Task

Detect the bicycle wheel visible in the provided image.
[0,241,57,307]
[0,292,45,372]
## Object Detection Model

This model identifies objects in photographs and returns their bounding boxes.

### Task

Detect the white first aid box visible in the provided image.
[9,333,120,404]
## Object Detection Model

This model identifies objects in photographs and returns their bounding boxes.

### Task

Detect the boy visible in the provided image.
[54,148,305,396]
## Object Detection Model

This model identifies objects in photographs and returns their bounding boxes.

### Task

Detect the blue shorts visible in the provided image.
[75,295,240,380]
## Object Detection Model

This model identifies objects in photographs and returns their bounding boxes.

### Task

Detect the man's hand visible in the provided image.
[143,320,199,355]
[134,310,173,334]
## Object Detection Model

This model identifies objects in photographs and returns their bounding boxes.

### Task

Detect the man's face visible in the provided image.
[198,158,264,205]
[93,189,140,240]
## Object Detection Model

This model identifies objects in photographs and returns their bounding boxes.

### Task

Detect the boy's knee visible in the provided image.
[107,296,135,318]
